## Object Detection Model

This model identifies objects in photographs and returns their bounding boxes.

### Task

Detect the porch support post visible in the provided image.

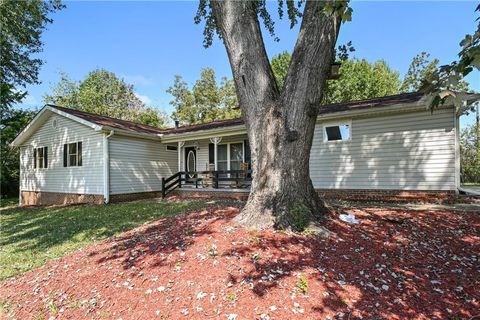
[209,137,222,170]
[178,141,185,172]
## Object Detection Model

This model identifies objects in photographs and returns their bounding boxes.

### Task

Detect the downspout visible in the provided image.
[103,130,114,203]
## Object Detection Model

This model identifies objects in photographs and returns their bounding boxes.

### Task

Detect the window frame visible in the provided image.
[33,146,48,169]
[63,141,83,167]
[165,144,178,152]
[217,141,245,171]
[323,120,352,143]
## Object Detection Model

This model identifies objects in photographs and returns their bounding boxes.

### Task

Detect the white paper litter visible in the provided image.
[339,214,360,224]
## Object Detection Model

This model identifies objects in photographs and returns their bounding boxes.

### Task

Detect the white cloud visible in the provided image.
[122,74,153,87]
[134,92,152,105]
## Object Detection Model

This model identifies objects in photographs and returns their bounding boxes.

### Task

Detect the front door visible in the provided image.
[185,147,196,179]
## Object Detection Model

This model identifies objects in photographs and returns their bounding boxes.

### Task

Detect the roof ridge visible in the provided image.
[47,104,169,132]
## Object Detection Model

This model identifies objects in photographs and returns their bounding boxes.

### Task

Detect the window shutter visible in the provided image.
[77,142,82,166]
[44,147,48,168]
[33,148,37,169]
[244,140,251,168]
[208,143,214,164]
[63,144,68,167]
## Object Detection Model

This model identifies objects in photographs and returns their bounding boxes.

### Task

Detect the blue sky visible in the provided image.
[18,1,479,128]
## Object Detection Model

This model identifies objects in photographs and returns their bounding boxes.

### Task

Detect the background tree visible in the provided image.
[323,59,401,103]
[270,51,291,90]
[1,109,35,198]
[460,122,480,184]
[420,5,479,109]
[167,68,240,125]
[271,53,401,104]
[0,0,64,109]
[44,69,168,127]
[401,52,469,93]
[195,0,352,230]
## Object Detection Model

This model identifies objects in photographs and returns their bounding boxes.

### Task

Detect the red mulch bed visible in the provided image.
[1,203,479,320]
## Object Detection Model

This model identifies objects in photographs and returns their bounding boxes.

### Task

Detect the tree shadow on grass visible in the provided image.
[0,199,205,278]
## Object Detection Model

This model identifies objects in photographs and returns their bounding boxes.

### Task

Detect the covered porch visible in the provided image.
[160,128,251,197]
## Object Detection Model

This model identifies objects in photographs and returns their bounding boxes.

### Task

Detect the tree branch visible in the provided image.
[210,1,279,121]
[282,1,342,116]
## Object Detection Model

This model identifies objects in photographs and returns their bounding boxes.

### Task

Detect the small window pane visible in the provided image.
[217,161,228,171]
[69,155,77,166]
[325,124,350,141]
[230,143,243,170]
[69,143,77,155]
[77,142,82,166]
[217,145,227,161]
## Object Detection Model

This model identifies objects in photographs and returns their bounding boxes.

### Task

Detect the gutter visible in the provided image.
[103,130,114,203]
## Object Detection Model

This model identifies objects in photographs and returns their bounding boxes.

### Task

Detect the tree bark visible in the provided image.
[211,0,342,230]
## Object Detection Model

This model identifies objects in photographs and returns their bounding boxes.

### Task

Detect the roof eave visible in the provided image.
[160,124,247,143]
[11,105,103,147]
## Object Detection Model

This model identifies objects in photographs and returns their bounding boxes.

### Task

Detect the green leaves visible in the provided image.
[0,0,64,107]
[420,7,478,110]
[271,51,292,90]
[1,108,35,197]
[167,68,240,125]
[44,69,168,128]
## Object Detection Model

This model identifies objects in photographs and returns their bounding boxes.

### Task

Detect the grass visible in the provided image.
[0,197,18,209]
[0,199,205,279]
[462,182,480,186]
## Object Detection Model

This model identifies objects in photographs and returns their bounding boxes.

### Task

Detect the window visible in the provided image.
[166,145,178,151]
[217,144,228,171]
[230,143,243,170]
[33,147,48,169]
[324,123,351,142]
[63,142,82,167]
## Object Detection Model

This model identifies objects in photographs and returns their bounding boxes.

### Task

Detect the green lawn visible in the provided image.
[0,197,19,209]
[0,199,205,279]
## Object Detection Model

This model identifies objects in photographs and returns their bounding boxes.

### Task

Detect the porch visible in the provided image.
[161,169,252,198]
[160,131,251,198]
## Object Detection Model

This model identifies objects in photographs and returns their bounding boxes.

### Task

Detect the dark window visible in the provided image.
[166,145,178,151]
[208,143,214,164]
[324,123,351,142]
[63,142,82,167]
[33,147,48,169]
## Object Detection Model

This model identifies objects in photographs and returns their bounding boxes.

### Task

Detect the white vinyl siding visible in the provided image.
[109,135,178,195]
[310,107,456,191]
[20,115,104,194]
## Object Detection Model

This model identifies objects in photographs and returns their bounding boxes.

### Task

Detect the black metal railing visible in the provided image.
[161,170,252,198]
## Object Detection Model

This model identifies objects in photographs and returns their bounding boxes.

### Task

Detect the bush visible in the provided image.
[289,201,310,232]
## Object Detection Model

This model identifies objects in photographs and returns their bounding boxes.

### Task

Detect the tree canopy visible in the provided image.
[0,0,64,109]
[167,68,240,125]
[44,69,168,127]
[270,52,402,104]
[460,122,480,184]
[420,4,479,109]
[401,52,469,93]
[0,108,35,197]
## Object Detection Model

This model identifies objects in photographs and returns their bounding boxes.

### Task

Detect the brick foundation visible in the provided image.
[20,191,104,206]
[110,191,163,203]
[169,189,250,201]
[315,189,457,204]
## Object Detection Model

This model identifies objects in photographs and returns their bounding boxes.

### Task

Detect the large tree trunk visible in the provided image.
[211,0,342,230]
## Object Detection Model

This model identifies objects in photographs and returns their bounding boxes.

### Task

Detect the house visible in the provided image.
[11,92,479,206]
